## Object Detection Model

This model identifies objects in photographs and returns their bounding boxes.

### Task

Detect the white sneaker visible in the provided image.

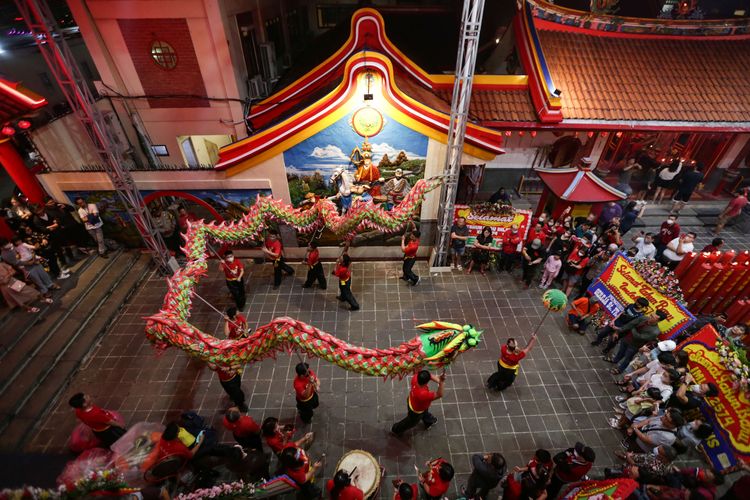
[450,263,456,270]
[58,272,70,280]
[457,265,463,271]
[60,267,71,274]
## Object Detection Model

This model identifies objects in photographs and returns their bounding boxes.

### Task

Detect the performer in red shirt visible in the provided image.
[333,252,359,311]
[400,229,421,286]
[326,470,365,500]
[419,458,454,500]
[302,241,327,290]
[391,370,445,436]
[499,224,522,273]
[210,363,247,412]
[261,417,314,455]
[68,392,126,447]
[223,307,248,339]
[547,443,596,498]
[223,407,262,449]
[262,230,295,289]
[220,251,246,310]
[279,444,323,497]
[294,362,320,423]
[486,334,538,392]
[392,481,418,500]
[715,189,749,234]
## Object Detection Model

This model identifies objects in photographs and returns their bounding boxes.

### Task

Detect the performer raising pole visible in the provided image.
[220,250,246,310]
[400,221,421,286]
[263,229,295,290]
[301,240,327,290]
[486,334,537,392]
[391,369,446,437]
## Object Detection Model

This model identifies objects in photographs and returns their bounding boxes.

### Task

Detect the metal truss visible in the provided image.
[14,0,174,273]
[433,0,486,267]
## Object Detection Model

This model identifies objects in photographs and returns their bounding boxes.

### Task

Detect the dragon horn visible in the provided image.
[416,321,464,331]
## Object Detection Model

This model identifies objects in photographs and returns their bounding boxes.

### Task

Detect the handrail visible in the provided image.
[527,0,750,36]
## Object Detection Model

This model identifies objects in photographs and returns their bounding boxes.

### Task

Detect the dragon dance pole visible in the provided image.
[192,290,242,330]
[531,309,551,336]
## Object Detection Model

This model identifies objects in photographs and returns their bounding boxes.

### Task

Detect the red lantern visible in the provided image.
[615,131,623,138]
[17,120,31,130]
[587,131,594,138]
[601,132,609,138]
[518,131,525,137]
[504,131,512,137]
[530,130,537,138]
[1,126,15,136]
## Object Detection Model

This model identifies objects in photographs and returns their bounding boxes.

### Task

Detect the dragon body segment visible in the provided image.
[145,178,482,376]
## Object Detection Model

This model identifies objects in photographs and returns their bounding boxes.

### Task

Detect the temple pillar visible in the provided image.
[0,137,46,204]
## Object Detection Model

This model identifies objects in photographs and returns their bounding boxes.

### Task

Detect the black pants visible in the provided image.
[234,431,263,450]
[295,481,322,500]
[402,257,418,284]
[466,473,497,499]
[220,375,246,408]
[391,406,437,435]
[93,425,126,447]
[337,280,359,310]
[546,475,567,500]
[303,262,326,289]
[226,279,246,310]
[296,392,320,423]
[39,247,61,277]
[273,257,295,286]
[486,362,517,391]
[499,252,517,273]
[521,263,539,285]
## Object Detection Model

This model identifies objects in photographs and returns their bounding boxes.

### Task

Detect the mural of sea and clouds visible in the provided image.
[283,112,428,206]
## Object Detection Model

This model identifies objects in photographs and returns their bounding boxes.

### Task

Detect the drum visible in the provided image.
[335,449,383,499]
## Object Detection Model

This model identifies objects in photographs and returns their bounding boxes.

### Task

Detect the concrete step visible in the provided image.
[0,251,152,451]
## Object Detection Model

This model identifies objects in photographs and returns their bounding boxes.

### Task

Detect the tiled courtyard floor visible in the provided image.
[25,258,649,494]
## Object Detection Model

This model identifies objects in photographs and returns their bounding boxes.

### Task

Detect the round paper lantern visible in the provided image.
[1,126,15,136]
[17,120,31,130]
[542,289,568,312]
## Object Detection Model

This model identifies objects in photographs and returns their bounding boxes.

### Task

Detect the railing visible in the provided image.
[45,163,218,172]
[528,0,750,36]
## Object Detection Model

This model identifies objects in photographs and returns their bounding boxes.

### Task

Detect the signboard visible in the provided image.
[678,325,750,472]
[453,205,532,251]
[587,252,694,338]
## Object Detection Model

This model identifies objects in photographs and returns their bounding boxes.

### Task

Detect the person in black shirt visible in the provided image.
[666,371,719,411]
[488,187,511,205]
[671,163,704,213]
[466,227,493,275]
[521,239,546,288]
[547,230,573,257]
[463,453,506,499]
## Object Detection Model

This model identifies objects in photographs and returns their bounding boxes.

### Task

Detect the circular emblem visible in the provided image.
[351,107,384,138]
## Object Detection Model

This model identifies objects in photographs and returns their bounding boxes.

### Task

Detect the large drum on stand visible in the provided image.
[335,450,384,499]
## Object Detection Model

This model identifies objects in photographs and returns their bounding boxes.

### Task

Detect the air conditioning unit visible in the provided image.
[247,75,265,99]
[259,42,278,81]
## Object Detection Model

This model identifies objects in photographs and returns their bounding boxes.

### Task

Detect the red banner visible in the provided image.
[453,205,532,251]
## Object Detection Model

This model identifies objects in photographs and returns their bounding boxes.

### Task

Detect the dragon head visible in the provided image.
[416,321,483,367]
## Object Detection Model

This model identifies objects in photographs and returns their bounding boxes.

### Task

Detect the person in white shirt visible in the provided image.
[631,232,656,261]
[660,232,695,270]
[75,197,108,258]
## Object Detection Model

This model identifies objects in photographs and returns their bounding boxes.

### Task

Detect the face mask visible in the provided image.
[666,220,674,225]
[690,384,702,392]
[226,256,234,263]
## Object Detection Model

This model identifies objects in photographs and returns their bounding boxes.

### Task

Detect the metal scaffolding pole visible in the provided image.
[14,0,174,274]
[433,0,486,267]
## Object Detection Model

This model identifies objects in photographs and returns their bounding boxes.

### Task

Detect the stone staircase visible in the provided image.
[0,250,153,452]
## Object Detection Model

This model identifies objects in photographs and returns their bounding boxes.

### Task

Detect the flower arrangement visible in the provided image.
[175,480,256,500]
[631,259,686,304]
[466,202,515,219]
[0,469,131,499]
[717,340,750,394]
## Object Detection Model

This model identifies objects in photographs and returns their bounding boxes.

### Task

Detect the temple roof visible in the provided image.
[535,166,626,202]
[0,77,47,123]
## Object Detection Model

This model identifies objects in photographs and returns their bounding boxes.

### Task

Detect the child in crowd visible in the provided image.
[539,253,562,289]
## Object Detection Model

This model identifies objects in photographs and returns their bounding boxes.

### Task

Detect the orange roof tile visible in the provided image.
[536,29,750,123]
[430,87,538,123]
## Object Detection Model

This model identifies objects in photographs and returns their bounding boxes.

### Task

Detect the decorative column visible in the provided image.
[0,137,46,204]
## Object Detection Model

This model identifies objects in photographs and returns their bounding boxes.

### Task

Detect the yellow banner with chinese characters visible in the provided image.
[588,253,694,338]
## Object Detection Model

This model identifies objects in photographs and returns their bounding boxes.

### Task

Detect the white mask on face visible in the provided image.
[226,256,234,263]
[666,220,675,225]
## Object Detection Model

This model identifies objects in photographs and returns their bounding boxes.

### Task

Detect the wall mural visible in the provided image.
[283,108,428,245]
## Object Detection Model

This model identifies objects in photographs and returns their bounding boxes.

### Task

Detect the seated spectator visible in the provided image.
[665,371,719,411]
[278,444,323,498]
[153,422,244,469]
[567,295,600,333]
[261,417,313,456]
[1,237,58,298]
[626,407,685,452]
[0,260,49,313]
[608,445,677,481]
[463,453,506,499]
[488,187,511,205]
[326,469,364,500]
[677,419,714,448]
[609,387,663,429]
[631,232,656,261]
[617,351,676,393]
[547,443,595,499]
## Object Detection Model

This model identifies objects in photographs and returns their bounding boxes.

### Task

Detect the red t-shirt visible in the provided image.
[404,241,419,258]
[265,431,287,454]
[75,405,114,432]
[499,344,526,369]
[325,480,364,500]
[727,195,748,216]
[566,253,589,276]
[659,222,680,245]
[227,314,248,339]
[394,484,418,500]
[408,375,436,413]
[217,368,238,382]
[157,437,193,462]
[294,370,317,401]
[265,239,283,260]
[503,473,522,500]
[526,228,545,245]
[334,263,351,282]
[502,233,521,254]
[282,445,310,484]
[306,248,320,266]
[422,461,450,497]
[222,414,260,437]
[222,259,244,280]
